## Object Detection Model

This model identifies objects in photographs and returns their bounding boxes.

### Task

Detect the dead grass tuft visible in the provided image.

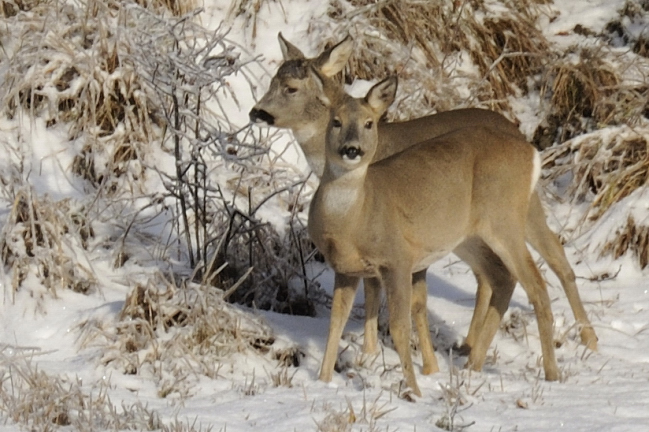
[0,188,96,301]
[544,124,649,266]
[83,271,298,398]
[600,215,649,269]
[0,0,44,16]
[500,309,531,344]
[538,47,622,144]
[465,9,550,110]
[315,407,352,432]
[314,396,394,432]
[227,0,282,40]
[604,1,649,58]
[1,0,160,188]
[543,126,649,219]
[138,0,197,15]
[0,345,213,430]
[319,0,550,120]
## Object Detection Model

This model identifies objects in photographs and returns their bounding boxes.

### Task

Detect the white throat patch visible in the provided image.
[292,124,320,144]
[320,166,367,216]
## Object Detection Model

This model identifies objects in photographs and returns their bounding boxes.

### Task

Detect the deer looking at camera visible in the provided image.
[249,34,596,383]
[309,76,560,396]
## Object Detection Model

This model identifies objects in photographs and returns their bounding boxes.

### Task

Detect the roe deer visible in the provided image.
[309,76,560,396]
[249,34,596,375]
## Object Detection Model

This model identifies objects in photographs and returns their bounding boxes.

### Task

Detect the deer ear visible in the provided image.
[308,67,331,107]
[278,32,305,60]
[314,35,353,77]
[365,76,398,114]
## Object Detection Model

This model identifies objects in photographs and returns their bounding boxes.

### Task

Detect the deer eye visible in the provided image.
[332,118,342,128]
[364,120,373,129]
[285,87,298,94]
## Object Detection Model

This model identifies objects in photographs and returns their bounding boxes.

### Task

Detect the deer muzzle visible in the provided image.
[249,108,275,125]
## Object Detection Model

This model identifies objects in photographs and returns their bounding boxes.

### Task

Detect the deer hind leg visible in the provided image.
[362,277,381,354]
[526,193,598,350]
[454,238,517,358]
[382,266,421,396]
[476,228,561,382]
[319,273,361,383]
[411,269,439,375]
[464,270,492,355]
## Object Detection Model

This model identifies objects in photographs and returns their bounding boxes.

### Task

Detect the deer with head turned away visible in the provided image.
[249,34,597,386]
[309,76,561,396]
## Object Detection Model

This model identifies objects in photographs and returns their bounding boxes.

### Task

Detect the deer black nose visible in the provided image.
[340,146,364,160]
[249,108,275,125]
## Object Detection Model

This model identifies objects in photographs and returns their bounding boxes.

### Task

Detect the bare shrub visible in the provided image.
[1,0,322,314]
[122,7,321,314]
[464,5,550,108]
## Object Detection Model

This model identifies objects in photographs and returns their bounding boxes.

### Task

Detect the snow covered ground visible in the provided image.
[1,0,649,431]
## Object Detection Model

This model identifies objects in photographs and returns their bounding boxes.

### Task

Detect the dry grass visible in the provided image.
[137,0,197,15]
[535,2,649,268]
[78,271,301,399]
[544,126,649,219]
[537,47,622,145]
[544,125,649,267]
[1,0,321,316]
[0,0,43,16]
[0,188,96,303]
[435,366,475,431]
[1,0,159,188]
[600,215,649,269]
[317,0,550,119]
[530,2,649,148]
[314,395,395,432]
[227,0,283,41]
[0,345,213,431]
[318,1,649,151]
[604,1,649,58]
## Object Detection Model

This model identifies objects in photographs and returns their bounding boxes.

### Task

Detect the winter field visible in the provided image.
[1,0,649,430]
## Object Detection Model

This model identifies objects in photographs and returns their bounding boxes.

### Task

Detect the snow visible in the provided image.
[544,0,627,36]
[2,0,649,431]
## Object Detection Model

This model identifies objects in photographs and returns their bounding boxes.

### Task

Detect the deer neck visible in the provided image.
[293,83,347,177]
[310,164,379,277]
[292,117,329,177]
[318,163,368,219]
